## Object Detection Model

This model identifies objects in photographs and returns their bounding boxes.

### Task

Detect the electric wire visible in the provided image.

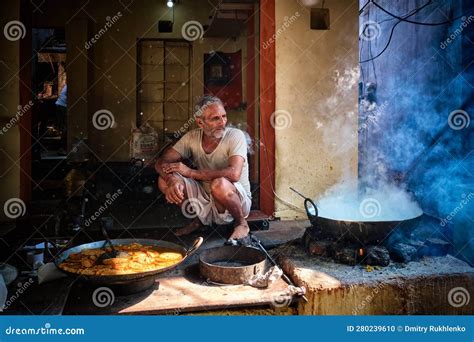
[360,0,433,63]
[377,6,421,25]
[372,1,467,26]
[359,0,371,15]
[368,5,377,84]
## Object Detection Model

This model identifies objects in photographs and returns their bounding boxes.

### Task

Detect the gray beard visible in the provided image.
[204,128,225,139]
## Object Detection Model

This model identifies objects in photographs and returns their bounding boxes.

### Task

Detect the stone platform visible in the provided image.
[277,244,474,315]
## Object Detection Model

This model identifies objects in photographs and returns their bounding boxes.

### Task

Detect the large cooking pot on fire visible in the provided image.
[299,192,422,244]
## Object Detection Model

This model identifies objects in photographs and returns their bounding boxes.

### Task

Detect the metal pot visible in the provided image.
[199,246,267,285]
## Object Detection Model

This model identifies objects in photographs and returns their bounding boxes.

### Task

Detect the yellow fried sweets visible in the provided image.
[58,243,184,276]
[156,252,183,261]
[102,257,129,265]
[80,258,95,268]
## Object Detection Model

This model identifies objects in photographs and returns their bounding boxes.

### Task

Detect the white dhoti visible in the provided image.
[175,174,251,226]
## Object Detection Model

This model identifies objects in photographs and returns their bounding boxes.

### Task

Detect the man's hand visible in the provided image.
[163,162,193,178]
[164,178,185,204]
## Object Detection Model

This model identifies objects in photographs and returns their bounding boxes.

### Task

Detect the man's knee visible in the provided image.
[210,177,233,198]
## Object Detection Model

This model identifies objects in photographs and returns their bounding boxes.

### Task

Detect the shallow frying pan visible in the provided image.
[55,237,203,285]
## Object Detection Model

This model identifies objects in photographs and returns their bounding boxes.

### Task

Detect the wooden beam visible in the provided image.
[37,52,66,63]
[246,10,256,197]
[259,0,275,216]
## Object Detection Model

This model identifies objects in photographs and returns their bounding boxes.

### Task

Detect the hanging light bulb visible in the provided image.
[167,0,174,8]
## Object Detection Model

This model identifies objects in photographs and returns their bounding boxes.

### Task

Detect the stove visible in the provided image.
[302,213,453,266]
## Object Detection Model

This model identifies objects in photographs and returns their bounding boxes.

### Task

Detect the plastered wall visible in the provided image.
[274,0,359,219]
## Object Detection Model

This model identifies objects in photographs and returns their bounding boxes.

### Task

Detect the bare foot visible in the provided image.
[175,218,204,237]
[229,220,250,240]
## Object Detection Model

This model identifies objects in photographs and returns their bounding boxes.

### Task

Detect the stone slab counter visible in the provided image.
[276,244,474,315]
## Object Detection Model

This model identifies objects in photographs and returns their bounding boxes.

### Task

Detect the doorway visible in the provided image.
[31,27,68,200]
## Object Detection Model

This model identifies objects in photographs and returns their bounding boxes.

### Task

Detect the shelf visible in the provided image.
[40,152,67,161]
[36,97,59,102]
[37,51,66,63]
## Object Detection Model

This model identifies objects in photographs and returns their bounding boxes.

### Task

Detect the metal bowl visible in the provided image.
[199,245,266,285]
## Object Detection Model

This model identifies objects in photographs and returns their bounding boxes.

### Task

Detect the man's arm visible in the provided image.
[155,147,183,184]
[191,155,244,182]
[164,155,244,183]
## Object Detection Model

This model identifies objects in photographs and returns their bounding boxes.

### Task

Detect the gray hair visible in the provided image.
[194,95,223,118]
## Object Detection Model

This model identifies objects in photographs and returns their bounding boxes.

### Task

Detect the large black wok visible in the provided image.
[55,237,203,286]
[302,197,422,244]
